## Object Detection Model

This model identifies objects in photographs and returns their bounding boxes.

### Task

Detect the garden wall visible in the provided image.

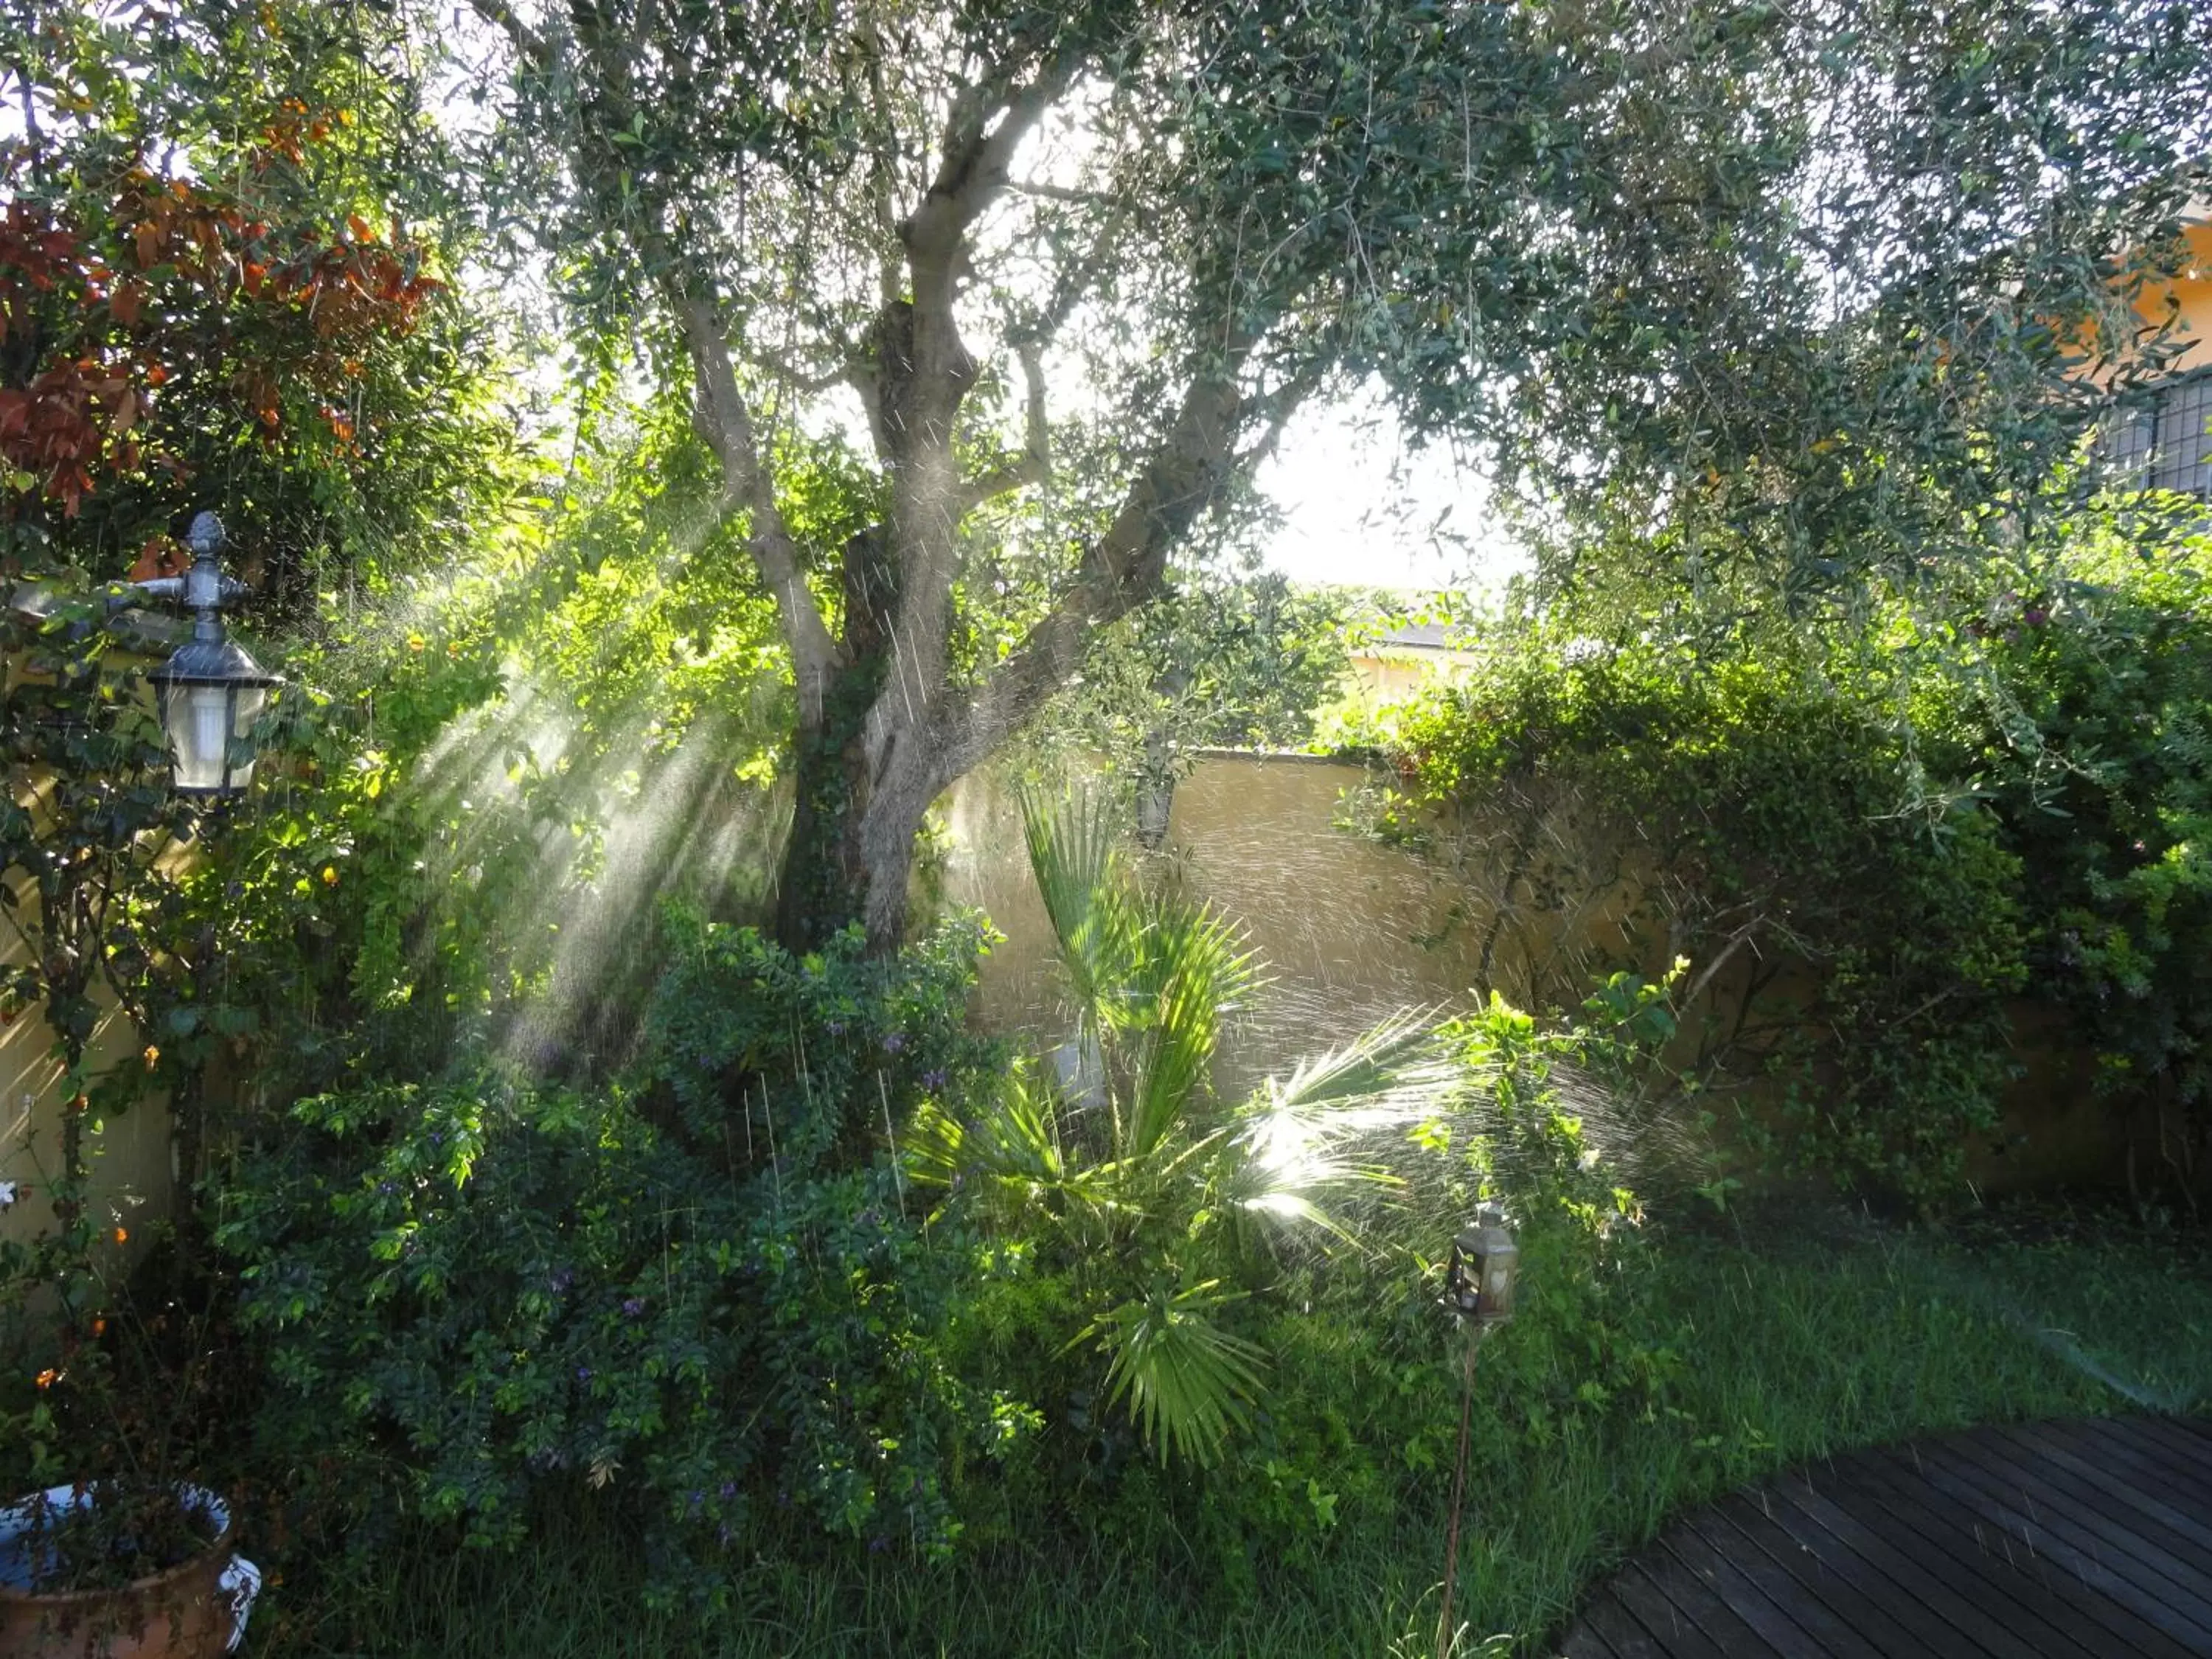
[0,959,170,1263]
[943,753,2128,1194]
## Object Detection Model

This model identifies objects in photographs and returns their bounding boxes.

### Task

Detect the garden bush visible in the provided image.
[1972,518,2212,1194]
[1358,505,2212,1207]
[1366,627,2026,1206]
[213,910,1026,1602]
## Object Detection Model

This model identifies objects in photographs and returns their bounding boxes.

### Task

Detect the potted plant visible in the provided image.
[0,1481,258,1659]
[1,1180,261,1658]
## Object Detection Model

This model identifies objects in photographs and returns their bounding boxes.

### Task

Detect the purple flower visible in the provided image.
[921,1068,948,1092]
[719,1481,737,1500]
[376,1180,397,1196]
[622,1296,645,1318]
[574,1366,593,1383]
[2024,608,2049,627]
[548,1266,575,1294]
[717,1523,734,1545]
[688,1489,704,1509]
[881,1032,907,1054]
[868,1534,889,1554]
[827,1020,846,1037]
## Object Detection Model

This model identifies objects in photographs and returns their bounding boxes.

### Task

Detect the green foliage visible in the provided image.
[1363,494,2212,1204]
[908,787,1438,1464]
[1371,623,2027,1204]
[1969,523,2212,1168]
[212,911,1018,1599]
[0,0,524,1332]
[429,0,2212,942]
[0,0,523,609]
[1015,571,1353,779]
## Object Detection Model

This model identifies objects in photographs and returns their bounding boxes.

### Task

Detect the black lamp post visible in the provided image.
[131,513,280,796]
[1437,1204,1518,1658]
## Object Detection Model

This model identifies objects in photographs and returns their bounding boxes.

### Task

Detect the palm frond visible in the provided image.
[1121,897,1259,1160]
[1018,785,1140,1038]
[910,1066,1140,1235]
[1220,1009,1443,1253]
[1257,1007,1448,1124]
[1082,1279,1267,1465]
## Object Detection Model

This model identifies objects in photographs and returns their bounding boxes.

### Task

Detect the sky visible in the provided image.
[1254,389,1529,597]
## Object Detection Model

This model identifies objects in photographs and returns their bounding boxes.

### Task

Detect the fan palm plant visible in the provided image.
[908,788,1442,1463]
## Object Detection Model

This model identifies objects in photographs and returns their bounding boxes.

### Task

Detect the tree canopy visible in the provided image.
[303,0,2212,942]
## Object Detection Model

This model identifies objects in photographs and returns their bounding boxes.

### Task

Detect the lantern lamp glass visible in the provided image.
[159,679,269,793]
[151,637,276,796]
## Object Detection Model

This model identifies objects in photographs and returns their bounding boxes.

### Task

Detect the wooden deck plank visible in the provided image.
[1559,1624,1622,1659]
[2124,1415,2212,1479]
[1708,1495,1955,1659]
[1960,1423,2212,1579]
[1761,1468,2050,1659]
[1916,1436,2212,1625]
[1901,1439,2212,1648]
[1628,1539,1795,1658]
[1727,1481,2014,1657]
[1854,1441,2203,1658]
[1579,1585,1673,1658]
[1608,1559,1735,1658]
[1558,1419,2212,1658]
[1838,1445,2198,1659]
[1674,1504,1891,1659]
[1559,1622,1623,1659]
[1651,1520,1846,1658]
[2015,1419,2212,1554]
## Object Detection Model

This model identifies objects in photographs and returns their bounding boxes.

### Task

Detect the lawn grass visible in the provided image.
[265,1203,2195,1658]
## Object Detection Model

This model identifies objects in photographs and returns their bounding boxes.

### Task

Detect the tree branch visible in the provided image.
[1009,177,1114,205]
[756,336,858,397]
[929,337,1265,787]
[463,0,551,69]
[953,344,1050,517]
[681,298,843,720]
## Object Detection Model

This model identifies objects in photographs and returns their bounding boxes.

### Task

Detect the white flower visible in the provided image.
[0,1180,18,1211]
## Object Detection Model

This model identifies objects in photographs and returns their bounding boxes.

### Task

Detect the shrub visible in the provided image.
[1370,633,2026,1206]
[213,910,1026,1601]
[1974,524,2212,1188]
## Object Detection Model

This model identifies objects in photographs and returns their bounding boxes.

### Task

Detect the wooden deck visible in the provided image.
[1556,1414,2212,1658]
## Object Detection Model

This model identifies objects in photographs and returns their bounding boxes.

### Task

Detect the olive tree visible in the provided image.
[448,0,2211,949]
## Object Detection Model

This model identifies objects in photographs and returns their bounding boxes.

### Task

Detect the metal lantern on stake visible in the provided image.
[1443,1205,1520,1328]
[1436,1204,1518,1659]
[132,514,280,796]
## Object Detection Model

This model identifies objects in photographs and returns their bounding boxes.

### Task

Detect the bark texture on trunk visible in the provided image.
[458,4,1271,959]
[773,703,935,953]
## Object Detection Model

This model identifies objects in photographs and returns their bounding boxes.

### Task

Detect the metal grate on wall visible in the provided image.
[2100,372,2212,496]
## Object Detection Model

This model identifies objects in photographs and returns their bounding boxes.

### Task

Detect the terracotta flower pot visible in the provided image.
[0,1485,260,1659]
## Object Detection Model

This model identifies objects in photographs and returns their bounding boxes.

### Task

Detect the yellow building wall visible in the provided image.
[0,978,172,1267]
[2128,218,2212,370]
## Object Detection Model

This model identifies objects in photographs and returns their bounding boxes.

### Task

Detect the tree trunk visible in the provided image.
[773,703,935,954]
[772,526,936,956]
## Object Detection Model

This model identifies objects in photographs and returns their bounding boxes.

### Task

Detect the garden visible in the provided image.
[4,2,2212,1655]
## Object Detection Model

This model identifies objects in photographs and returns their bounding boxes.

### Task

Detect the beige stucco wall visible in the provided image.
[947,754,1499,1099]
[0,983,172,1263]
[944,752,2126,1194]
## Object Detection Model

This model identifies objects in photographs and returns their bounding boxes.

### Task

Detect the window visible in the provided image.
[2101,369,2212,497]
